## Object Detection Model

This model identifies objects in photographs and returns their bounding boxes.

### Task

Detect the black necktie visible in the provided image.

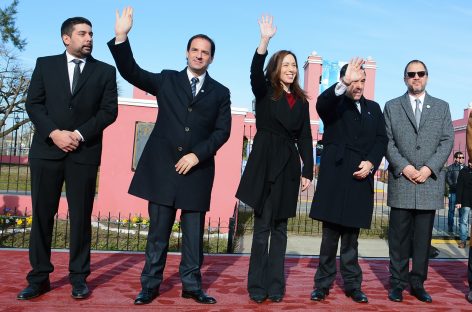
[191,77,199,97]
[71,59,82,93]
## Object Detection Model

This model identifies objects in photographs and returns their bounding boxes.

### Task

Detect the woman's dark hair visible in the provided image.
[265,50,307,102]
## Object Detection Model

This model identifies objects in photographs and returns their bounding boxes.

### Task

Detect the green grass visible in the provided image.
[0,164,30,192]
[0,219,227,253]
[0,164,100,193]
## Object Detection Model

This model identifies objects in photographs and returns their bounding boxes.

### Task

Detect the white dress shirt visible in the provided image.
[186,68,206,95]
[65,51,86,141]
[66,51,86,92]
[408,93,426,113]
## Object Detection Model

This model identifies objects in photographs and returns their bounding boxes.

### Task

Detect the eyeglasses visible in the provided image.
[406,71,427,78]
[458,157,465,159]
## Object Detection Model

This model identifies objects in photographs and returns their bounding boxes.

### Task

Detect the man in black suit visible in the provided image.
[108,7,231,305]
[17,17,118,300]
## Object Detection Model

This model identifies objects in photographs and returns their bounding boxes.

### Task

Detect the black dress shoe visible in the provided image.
[134,288,159,305]
[182,289,216,304]
[17,282,51,300]
[71,281,90,299]
[388,287,403,302]
[346,289,368,303]
[467,290,472,303]
[410,287,432,303]
[249,294,267,303]
[268,294,283,302]
[429,246,440,258]
[310,288,329,301]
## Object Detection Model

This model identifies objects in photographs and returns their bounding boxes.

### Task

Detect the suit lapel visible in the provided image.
[400,92,418,130]
[179,69,193,103]
[419,92,433,129]
[72,56,97,96]
[194,73,214,103]
[59,53,72,96]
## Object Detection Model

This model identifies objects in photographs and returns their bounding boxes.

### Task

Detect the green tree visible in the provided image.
[0,0,26,50]
[0,0,30,142]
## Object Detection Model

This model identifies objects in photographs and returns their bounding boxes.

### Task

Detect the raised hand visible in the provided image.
[115,7,134,42]
[257,15,276,55]
[258,15,277,39]
[343,57,365,85]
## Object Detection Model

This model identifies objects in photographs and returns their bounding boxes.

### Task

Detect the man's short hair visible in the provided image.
[61,17,92,37]
[454,151,464,158]
[187,34,215,58]
[339,63,364,79]
[403,60,429,78]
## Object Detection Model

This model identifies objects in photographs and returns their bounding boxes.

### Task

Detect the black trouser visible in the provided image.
[388,207,435,289]
[247,199,288,297]
[314,221,362,292]
[140,202,206,291]
[27,157,98,286]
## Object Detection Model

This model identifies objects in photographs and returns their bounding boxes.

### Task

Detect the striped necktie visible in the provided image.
[191,77,199,97]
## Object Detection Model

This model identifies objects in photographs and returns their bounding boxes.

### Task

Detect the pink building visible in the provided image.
[0,52,378,229]
[448,104,472,165]
[3,52,468,229]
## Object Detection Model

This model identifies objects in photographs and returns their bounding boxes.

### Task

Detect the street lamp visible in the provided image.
[13,114,20,156]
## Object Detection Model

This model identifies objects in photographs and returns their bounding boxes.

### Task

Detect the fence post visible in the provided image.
[227,216,235,253]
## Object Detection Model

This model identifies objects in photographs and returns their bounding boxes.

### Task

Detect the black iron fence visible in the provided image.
[0,112,32,194]
[0,207,231,254]
[238,124,468,240]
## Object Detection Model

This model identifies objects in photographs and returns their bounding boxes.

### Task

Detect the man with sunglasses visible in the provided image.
[384,60,453,303]
[446,152,465,240]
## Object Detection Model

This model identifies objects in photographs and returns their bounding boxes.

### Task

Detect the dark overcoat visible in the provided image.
[236,51,314,219]
[108,39,231,212]
[309,83,387,228]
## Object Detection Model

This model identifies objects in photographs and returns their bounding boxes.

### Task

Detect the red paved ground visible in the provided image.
[0,249,471,311]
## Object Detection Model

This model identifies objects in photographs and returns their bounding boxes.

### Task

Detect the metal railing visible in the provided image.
[237,124,468,240]
[0,207,231,254]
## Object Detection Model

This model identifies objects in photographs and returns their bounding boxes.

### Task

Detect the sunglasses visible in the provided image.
[406,71,427,78]
[457,157,465,159]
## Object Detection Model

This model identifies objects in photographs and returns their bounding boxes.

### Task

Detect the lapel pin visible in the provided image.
[201,89,205,93]
[367,111,371,115]
[426,105,430,108]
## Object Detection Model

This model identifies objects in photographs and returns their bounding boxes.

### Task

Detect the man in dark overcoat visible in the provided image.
[309,58,387,303]
[384,60,453,303]
[108,8,231,305]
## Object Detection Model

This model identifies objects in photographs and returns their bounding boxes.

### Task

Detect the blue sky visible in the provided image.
[12,0,472,119]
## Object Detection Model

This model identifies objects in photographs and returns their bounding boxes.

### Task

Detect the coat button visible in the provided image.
[416,146,421,150]
[188,107,193,112]
[185,127,190,132]
[177,146,183,151]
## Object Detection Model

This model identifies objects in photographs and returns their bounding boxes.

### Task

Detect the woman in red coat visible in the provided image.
[236,15,314,303]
